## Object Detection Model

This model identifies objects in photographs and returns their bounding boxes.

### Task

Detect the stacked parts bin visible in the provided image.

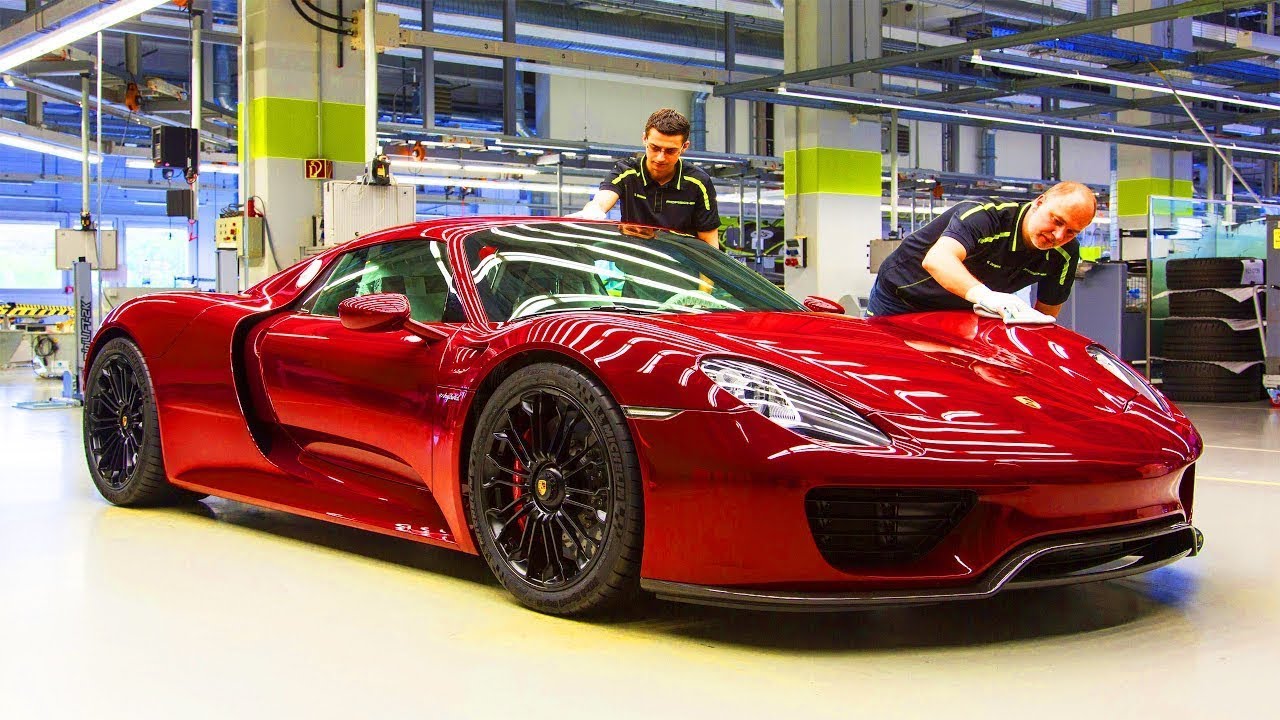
[1158,257,1267,402]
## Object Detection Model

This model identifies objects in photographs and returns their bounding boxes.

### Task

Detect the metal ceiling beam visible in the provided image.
[5,74,234,145]
[395,28,727,85]
[753,83,1280,159]
[713,0,1261,97]
[920,47,1270,106]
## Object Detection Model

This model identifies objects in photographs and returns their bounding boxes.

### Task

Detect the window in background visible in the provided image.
[0,223,61,289]
[126,226,188,287]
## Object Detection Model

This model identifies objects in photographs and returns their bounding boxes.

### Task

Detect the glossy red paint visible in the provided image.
[85,217,1202,604]
[338,293,411,331]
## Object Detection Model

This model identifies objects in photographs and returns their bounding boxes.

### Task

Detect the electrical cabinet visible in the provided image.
[322,181,415,246]
[55,229,117,270]
[215,216,264,259]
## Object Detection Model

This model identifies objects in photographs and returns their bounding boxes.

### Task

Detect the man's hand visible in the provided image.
[567,203,607,220]
[965,284,1033,317]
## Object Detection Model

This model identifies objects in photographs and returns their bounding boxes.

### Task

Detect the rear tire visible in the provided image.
[83,338,200,506]
[466,363,643,616]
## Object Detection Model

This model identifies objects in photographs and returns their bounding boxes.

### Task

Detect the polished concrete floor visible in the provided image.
[1,366,1277,720]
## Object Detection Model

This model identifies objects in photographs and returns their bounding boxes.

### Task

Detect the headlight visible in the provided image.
[699,357,891,446]
[1087,345,1169,411]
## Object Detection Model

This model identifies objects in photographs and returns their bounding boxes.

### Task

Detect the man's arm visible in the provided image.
[696,228,719,248]
[921,236,982,298]
[572,189,619,219]
[922,236,1032,314]
[1034,300,1063,317]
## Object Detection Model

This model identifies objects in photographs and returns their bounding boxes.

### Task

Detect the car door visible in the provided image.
[256,238,465,490]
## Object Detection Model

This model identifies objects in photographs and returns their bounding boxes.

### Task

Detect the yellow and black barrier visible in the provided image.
[1,303,75,318]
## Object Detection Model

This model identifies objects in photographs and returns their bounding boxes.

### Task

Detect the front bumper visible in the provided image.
[642,519,1203,611]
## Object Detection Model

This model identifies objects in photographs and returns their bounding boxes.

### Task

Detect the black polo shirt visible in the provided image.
[877,199,1079,311]
[599,155,721,234]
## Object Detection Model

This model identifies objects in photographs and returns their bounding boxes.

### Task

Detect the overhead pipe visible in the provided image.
[365,0,378,163]
[724,11,736,154]
[689,92,707,151]
[192,10,203,224]
[212,43,234,110]
[502,0,517,136]
[80,74,90,216]
[421,0,434,129]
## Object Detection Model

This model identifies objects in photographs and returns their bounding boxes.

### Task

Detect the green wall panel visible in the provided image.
[1117,177,1194,217]
[784,147,880,196]
[248,97,364,163]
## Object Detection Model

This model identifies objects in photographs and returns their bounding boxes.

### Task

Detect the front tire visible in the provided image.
[83,337,195,506]
[467,363,643,616]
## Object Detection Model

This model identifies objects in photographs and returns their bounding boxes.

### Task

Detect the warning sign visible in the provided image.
[305,159,333,180]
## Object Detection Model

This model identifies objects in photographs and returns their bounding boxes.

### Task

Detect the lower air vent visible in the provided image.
[806,488,977,568]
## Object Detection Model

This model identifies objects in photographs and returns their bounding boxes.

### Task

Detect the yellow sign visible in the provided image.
[1273,226,1279,250]
[305,159,333,180]
[1,303,73,318]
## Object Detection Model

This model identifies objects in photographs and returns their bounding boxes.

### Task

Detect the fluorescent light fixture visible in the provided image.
[125,158,240,173]
[999,185,1025,191]
[0,193,55,201]
[775,85,1280,158]
[388,158,462,172]
[135,200,167,206]
[0,0,169,73]
[0,133,100,163]
[682,153,742,164]
[393,175,597,195]
[493,139,582,152]
[461,164,540,175]
[969,50,1280,113]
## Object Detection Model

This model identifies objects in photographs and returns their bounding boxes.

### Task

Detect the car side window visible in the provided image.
[301,240,465,323]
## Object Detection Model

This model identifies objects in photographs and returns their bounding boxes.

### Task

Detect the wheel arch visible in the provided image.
[456,349,614,524]
[83,326,136,379]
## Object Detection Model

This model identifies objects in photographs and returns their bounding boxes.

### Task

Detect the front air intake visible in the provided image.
[805,488,977,568]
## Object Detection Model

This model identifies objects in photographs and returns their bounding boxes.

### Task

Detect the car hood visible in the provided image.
[620,310,1197,464]
[648,310,1108,411]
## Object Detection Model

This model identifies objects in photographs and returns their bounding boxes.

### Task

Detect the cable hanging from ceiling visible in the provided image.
[290,0,353,36]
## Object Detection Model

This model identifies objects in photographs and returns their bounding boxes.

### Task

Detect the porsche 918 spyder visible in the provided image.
[82,218,1203,615]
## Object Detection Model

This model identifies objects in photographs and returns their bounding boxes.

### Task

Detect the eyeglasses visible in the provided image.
[644,143,684,158]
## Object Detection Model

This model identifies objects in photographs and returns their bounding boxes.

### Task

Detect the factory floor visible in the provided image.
[0,366,1276,720]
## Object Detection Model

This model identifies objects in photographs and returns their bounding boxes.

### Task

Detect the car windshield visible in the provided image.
[462,222,805,322]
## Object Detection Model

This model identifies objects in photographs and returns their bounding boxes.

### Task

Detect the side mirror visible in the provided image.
[803,295,845,314]
[338,293,411,332]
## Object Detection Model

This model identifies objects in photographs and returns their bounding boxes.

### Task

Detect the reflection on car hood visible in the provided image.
[650,311,1110,411]
[642,310,1196,466]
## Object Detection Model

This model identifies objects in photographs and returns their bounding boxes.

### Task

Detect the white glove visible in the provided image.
[965,284,1032,317]
[567,203,606,220]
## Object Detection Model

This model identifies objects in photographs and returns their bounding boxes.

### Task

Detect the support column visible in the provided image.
[779,0,882,304]
[242,0,367,282]
[1115,0,1194,260]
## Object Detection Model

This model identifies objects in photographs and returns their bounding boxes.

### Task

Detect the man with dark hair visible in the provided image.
[570,108,721,248]
[869,181,1097,321]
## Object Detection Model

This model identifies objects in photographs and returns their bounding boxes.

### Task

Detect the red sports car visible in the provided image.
[83,217,1204,615]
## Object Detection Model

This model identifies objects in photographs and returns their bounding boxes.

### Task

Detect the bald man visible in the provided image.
[869,181,1097,319]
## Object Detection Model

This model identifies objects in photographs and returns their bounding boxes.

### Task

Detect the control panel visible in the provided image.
[215,216,264,259]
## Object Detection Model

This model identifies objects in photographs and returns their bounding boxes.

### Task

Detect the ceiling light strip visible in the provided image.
[0,0,169,74]
[775,85,1280,158]
[969,51,1280,113]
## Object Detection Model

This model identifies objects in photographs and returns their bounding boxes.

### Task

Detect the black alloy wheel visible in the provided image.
[83,338,197,506]
[468,363,642,616]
